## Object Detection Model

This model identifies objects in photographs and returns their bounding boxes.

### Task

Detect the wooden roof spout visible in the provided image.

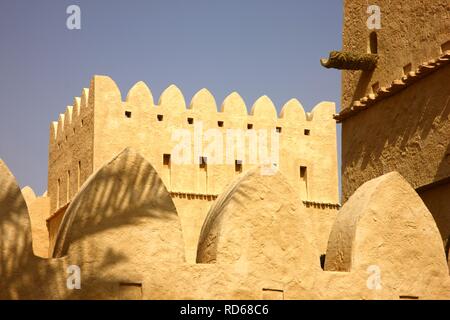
[320,51,378,71]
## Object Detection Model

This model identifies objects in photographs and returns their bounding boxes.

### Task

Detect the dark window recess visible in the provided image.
[304,129,310,136]
[218,121,224,127]
[199,156,207,169]
[157,114,163,121]
[119,283,142,300]
[320,254,326,270]
[445,236,450,261]
[125,111,132,118]
[300,166,307,178]
[235,160,242,173]
[163,154,171,166]
[247,123,253,129]
[276,127,282,133]
[369,31,378,54]
[187,117,194,125]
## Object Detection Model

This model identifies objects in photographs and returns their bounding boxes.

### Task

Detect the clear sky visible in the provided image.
[0,0,343,195]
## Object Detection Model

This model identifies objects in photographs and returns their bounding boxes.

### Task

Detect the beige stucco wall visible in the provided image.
[340,0,450,246]
[342,65,450,199]
[326,172,449,298]
[22,187,50,258]
[342,0,450,109]
[418,181,450,243]
[48,75,339,262]
[3,156,449,299]
[48,88,94,213]
[341,64,450,241]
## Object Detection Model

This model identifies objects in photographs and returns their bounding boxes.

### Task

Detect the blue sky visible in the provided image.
[0,0,343,195]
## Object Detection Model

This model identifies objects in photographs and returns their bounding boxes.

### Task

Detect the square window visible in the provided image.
[276,127,282,133]
[300,166,307,178]
[199,156,207,169]
[157,114,163,121]
[218,121,224,127]
[187,117,194,125]
[304,129,310,136]
[125,111,132,118]
[235,160,242,173]
[163,154,171,166]
[119,283,142,300]
[247,123,253,130]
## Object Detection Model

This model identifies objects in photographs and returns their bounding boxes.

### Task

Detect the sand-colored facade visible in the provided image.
[1,150,449,299]
[1,0,450,299]
[47,75,339,262]
[339,0,450,244]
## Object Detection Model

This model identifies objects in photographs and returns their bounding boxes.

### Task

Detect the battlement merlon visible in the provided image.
[48,75,340,213]
[49,75,337,143]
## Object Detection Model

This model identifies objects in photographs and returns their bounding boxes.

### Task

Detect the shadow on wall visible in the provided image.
[343,64,450,199]
[197,166,321,289]
[51,148,185,299]
[1,148,185,299]
[350,69,375,106]
[0,160,63,299]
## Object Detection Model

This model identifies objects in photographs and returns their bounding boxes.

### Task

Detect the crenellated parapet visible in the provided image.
[50,87,91,147]
[50,75,336,144]
[48,75,339,219]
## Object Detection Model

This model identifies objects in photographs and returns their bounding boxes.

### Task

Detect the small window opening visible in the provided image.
[163,154,171,166]
[262,288,284,300]
[399,296,419,300]
[119,283,142,300]
[187,117,194,125]
[304,129,310,136]
[125,111,132,118]
[77,161,81,191]
[300,166,307,178]
[276,127,282,133]
[199,156,207,169]
[157,114,163,121]
[218,121,224,127]
[247,123,253,130]
[66,170,71,202]
[56,178,61,208]
[235,160,242,173]
[369,31,378,54]
[320,254,326,270]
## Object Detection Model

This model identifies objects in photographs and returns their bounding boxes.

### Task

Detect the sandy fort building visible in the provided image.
[333,0,450,247]
[1,0,450,300]
[46,76,339,262]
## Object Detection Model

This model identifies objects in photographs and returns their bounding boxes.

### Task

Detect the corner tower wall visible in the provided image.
[49,75,339,262]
